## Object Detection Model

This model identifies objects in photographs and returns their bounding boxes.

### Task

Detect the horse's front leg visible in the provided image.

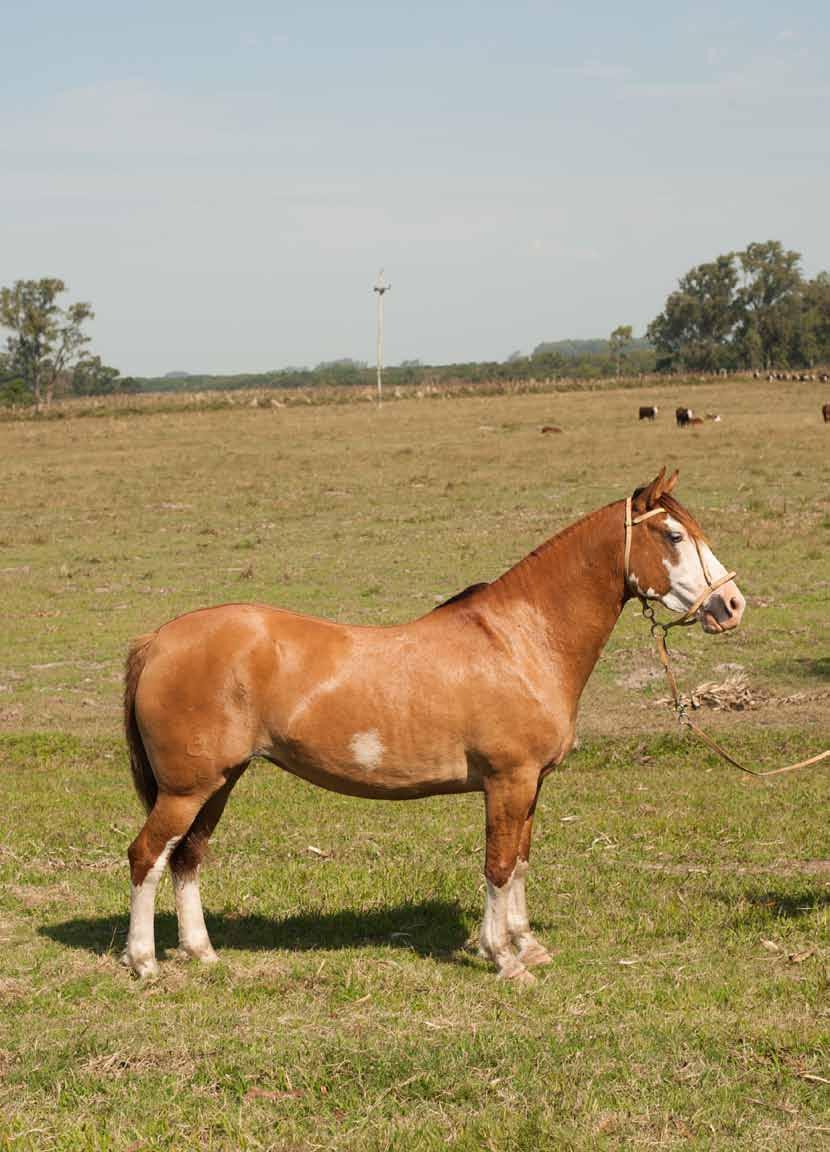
[479,770,540,985]
[507,791,553,968]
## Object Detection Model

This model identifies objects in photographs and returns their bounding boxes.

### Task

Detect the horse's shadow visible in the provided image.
[39,899,472,963]
[737,887,830,919]
[713,884,830,926]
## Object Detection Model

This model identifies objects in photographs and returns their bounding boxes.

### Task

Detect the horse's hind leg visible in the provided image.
[168,767,245,964]
[123,792,205,978]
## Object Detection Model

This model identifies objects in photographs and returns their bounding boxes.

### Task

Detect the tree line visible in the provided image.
[0,279,136,409]
[2,241,828,406]
[647,241,830,372]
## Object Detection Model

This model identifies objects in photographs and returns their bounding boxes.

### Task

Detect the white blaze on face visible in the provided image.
[660,516,728,616]
[350,729,384,771]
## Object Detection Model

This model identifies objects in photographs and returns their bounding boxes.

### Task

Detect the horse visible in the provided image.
[122,469,745,984]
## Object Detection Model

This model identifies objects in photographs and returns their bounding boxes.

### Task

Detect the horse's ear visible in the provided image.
[664,468,679,495]
[632,467,667,513]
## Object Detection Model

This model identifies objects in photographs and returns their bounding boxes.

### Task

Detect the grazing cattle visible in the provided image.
[675,407,693,427]
[638,406,658,421]
[705,413,722,423]
[823,403,830,423]
[689,416,704,427]
[540,425,563,434]
[121,469,744,983]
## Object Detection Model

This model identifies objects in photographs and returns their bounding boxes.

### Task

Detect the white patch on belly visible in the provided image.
[350,729,384,771]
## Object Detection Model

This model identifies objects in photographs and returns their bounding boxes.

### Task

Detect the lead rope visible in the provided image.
[625,497,830,779]
[642,603,829,778]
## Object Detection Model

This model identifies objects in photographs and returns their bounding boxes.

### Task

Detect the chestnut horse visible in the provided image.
[123,469,745,983]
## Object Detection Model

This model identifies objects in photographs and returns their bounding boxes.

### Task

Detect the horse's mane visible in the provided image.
[431,582,490,612]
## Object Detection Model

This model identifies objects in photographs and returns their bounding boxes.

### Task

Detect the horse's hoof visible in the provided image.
[500,964,536,987]
[123,951,159,979]
[497,955,535,985]
[184,943,219,965]
[519,941,553,968]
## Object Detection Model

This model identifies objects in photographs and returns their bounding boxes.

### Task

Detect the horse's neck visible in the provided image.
[487,500,627,699]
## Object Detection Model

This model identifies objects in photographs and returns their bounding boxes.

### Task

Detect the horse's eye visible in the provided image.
[668,532,684,545]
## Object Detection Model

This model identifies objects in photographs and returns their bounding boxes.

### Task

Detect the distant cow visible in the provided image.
[689,416,704,427]
[540,425,563,434]
[638,405,658,421]
[675,407,693,427]
[823,403,830,423]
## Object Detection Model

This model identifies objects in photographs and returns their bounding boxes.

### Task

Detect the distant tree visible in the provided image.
[609,325,633,377]
[647,242,829,372]
[737,317,764,370]
[800,272,830,364]
[0,278,93,411]
[736,241,803,368]
[648,254,740,371]
[71,355,138,396]
[0,349,27,405]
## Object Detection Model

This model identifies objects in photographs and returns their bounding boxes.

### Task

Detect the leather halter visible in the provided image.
[623,496,737,627]
[625,497,829,778]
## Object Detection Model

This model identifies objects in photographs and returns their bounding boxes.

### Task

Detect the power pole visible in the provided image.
[373,270,390,404]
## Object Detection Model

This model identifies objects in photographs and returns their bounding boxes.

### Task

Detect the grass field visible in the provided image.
[1,378,829,1149]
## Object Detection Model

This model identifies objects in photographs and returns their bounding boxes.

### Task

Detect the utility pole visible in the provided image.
[373,269,390,404]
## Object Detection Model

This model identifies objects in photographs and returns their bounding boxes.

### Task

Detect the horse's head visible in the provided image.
[626,468,745,633]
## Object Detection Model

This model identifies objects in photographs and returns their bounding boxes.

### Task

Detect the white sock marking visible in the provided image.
[125,836,180,975]
[480,867,528,978]
[172,869,215,958]
[507,859,531,942]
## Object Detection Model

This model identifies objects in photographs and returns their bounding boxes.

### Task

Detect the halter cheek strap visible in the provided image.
[623,496,737,627]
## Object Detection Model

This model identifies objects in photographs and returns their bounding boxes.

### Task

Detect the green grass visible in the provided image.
[0,378,828,1148]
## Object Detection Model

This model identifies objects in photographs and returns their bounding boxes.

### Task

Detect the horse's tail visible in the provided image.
[124,632,158,812]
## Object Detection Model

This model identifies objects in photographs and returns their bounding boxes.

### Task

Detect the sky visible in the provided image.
[2,1,829,376]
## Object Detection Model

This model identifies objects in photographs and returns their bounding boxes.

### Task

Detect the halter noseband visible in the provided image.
[624,496,737,627]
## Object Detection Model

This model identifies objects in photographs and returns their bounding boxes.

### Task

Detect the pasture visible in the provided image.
[0,377,828,1150]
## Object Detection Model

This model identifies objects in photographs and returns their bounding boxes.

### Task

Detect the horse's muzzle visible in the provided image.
[700,581,746,633]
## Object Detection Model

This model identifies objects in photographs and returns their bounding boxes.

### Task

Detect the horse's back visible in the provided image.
[131,601,481,799]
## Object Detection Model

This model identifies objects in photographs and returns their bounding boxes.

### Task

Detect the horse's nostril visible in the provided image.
[729,596,741,613]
